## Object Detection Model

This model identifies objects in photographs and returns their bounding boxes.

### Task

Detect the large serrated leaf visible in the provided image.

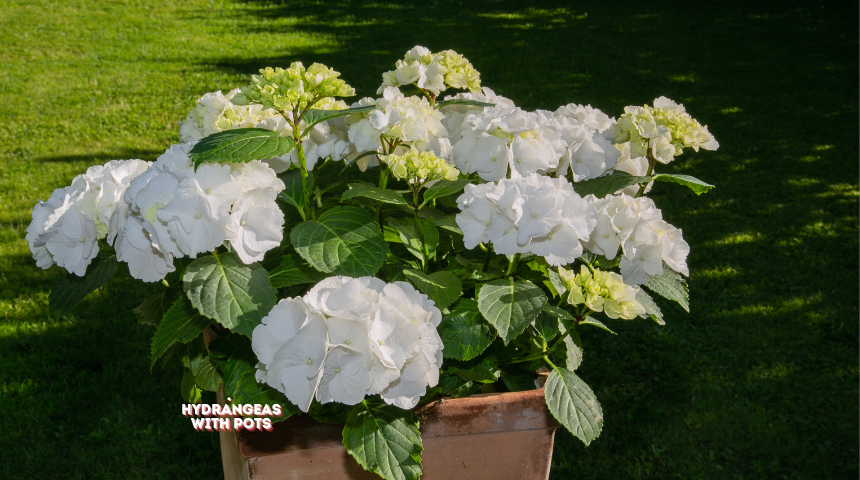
[652,173,715,195]
[291,206,388,277]
[644,264,690,312]
[189,128,296,169]
[437,299,495,360]
[150,297,213,369]
[635,288,665,325]
[301,105,377,137]
[49,252,117,316]
[342,185,409,206]
[558,322,583,371]
[477,279,547,344]
[133,289,178,327]
[420,179,473,206]
[545,368,603,446]
[402,269,462,310]
[182,251,277,338]
[343,398,423,480]
[194,357,223,392]
[573,171,651,198]
[268,254,324,288]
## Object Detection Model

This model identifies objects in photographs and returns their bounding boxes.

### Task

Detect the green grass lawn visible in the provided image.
[1,0,857,478]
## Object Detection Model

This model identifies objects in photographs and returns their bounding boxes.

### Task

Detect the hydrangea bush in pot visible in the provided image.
[28,46,718,480]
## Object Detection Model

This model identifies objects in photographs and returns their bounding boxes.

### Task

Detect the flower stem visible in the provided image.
[634,146,657,199]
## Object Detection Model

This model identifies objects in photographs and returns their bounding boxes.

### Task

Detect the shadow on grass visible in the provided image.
[34,149,164,164]
[0,271,223,480]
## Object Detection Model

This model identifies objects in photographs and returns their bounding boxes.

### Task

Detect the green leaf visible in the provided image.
[644,265,690,312]
[342,185,409,206]
[579,316,617,335]
[268,254,323,288]
[452,355,500,383]
[194,357,223,392]
[558,322,583,371]
[478,279,547,344]
[402,269,462,310]
[438,373,483,398]
[436,98,495,109]
[49,252,117,316]
[542,305,576,328]
[533,311,560,343]
[150,297,213,369]
[343,398,423,480]
[291,206,389,277]
[573,171,651,198]
[301,105,377,137]
[433,215,462,235]
[182,251,277,338]
[652,173,715,195]
[420,179,473,206]
[222,339,300,422]
[133,289,177,327]
[308,401,351,424]
[387,218,437,263]
[437,299,494,361]
[545,368,603,446]
[635,288,665,325]
[189,128,296,169]
[181,367,202,403]
[276,169,304,218]
[500,371,538,392]
[546,268,567,299]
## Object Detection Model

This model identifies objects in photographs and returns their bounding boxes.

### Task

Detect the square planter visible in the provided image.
[218,388,559,480]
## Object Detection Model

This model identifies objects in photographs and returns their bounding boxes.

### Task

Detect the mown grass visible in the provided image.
[1,0,857,479]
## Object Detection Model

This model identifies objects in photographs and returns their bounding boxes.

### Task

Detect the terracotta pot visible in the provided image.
[218,388,560,480]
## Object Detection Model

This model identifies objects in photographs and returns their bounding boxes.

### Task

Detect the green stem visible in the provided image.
[543,355,558,370]
[482,245,493,273]
[500,353,546,366]
[634,146,657,199]
[413,209,429,273]
[375,165,390,224]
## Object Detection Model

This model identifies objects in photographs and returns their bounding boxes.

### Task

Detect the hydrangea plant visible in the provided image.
[28,46,718,480]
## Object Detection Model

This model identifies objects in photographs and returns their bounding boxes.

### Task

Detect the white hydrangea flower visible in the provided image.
[451,106,566,181]
[440,87,515,145]
[583,193,689,284]
[253,276,444,412]
[552,115,621,182]
[554,103,616,133]
[456,174,597,266]
[116,215,176,282]
[118,145,286,281]
[27,159,152,276]
[345,87,449,169]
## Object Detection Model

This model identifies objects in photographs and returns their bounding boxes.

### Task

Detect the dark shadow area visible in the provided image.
[35,149,164,164]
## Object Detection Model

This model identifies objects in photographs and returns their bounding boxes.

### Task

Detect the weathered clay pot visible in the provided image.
[218,388,559,480]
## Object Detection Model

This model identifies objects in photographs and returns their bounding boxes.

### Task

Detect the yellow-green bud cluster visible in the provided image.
[609,97,717,163]
[558,265,646,320]
[379,46,481,95]
[381,148,460,185]
[233,62,355,112]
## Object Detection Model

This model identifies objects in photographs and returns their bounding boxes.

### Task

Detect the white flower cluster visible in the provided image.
[252,276,443,411]
[346,87,450,170]
[583,193,689,285]
[606,96,718,165]
[118,144,286,281]
[378,46,481,95]
[27,159,151,276]
[448,97,619,182]
[180,89,351,172]
[456,174,597,266]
